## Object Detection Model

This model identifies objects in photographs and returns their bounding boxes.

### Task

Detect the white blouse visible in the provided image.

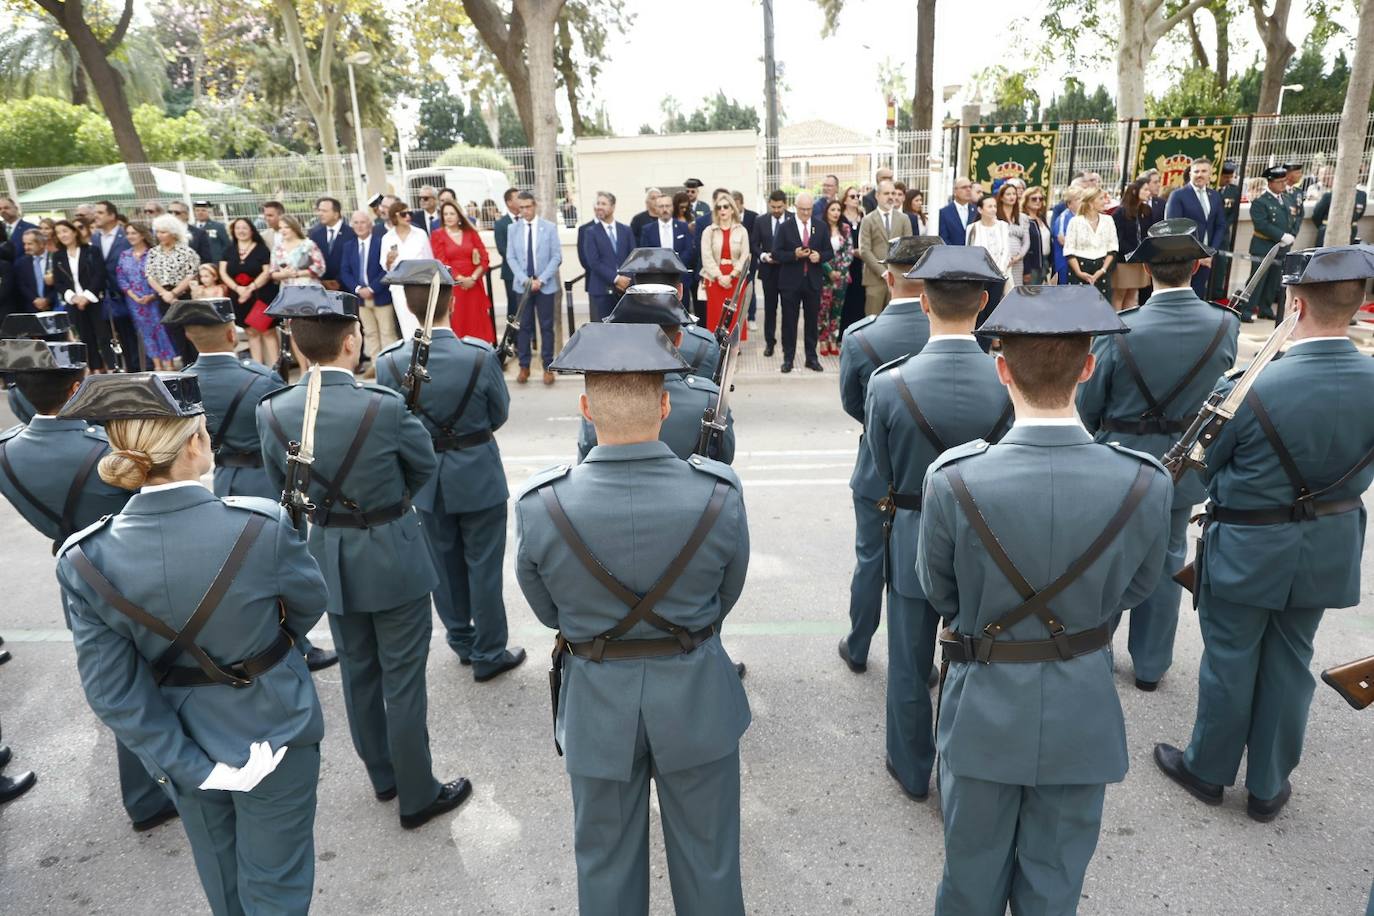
[63,250,91,305]
[1063,214,1119,261]
[382,226,434,339]
[966,221,1011,276]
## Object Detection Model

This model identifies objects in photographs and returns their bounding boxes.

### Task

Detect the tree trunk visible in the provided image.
[1251,0,1295,114]
[912,0,935,132]
[515,0,566,219]
[556,15,586,137]
[1186,14,1209,70]
[1211,2,1231,88]
[273,0,345,198]
[1327,0,1374,247]
[71,55,89,107]
[462,0,538,146]
[1117,0,1210,120]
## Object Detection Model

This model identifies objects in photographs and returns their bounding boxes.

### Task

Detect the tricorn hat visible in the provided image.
[1125,218,1214,264]
[975,285,1129,339]
[549,323,692,375]
[618,247,688,284]
[1281,245,1374,286]
[265,286,361,321]
[605,284,695,327]
[683,178,704,189]
[0,339,87,373]
[885,235,945,267]
[57,372,204,421]
[906,246,1003,282]
[161,298,235,326]
[382,258,455,287]
[1,310,71,341]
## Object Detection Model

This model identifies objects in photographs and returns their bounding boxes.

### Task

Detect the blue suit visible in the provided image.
[1164,185,1228,297]
[92,228,140,367]
[506,217,563,369]
[13,252,55,313]
[638,219,694,289]
[515,441,750,916]
[836,300,931,664]
[3,219,36,259]
[57,488,327,916]
[938,201,977,247]
[1052,206,1075,283]
[306,221,357,286]
[336,232,394,306]
[576,219,632,322]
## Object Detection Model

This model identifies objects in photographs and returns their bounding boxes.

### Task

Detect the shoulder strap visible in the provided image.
[683,334,709,370]
[58,442,108,554]
[1151,313,1231,416]
[986,402,1014,444]
[384,352,446,430]
[1244,390,1310,498]
[852,329,882,368]
[263,398,289,448]
[943,465,1034,600]
[318,393,384,515]
[1308,442,1374,501]
[889,370,947,454]
[439,357,486,434]
[0,440,62,529]
[1111,335,1161,417]
[211,373,263,452]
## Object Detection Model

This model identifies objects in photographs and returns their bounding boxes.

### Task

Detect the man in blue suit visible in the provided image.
[493,188,520,320]
[1164,159,1229,298]
[1156,246,1374,824]
[506,190,564,385]
[90,201,140,368]
[337,209,398,373]
[12,229,54,314]
[937,177,978,246]
[576,191,633,322]
[307,196,357,291]
[638,192,693,292]
[0,197,35,261]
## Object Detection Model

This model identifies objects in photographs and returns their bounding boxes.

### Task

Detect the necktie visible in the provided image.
[882,211,890,235]
[605,223,616,247]
[358,239,367,280]
[34,258,43,296]
[1197,186,1210,219]
[327,227,336,251]
[801,220,810,275]
[526,221,536,278]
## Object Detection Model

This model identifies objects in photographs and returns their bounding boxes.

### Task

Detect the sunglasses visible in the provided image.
[420,195,435,201]
[716,204,732,210]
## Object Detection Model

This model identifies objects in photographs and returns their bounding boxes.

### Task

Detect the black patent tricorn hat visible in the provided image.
[906,245,1003,282]
[975,285,1128,338]
[382,258,455,287]
[1125,218,1214,264]
[161,298,235,326]
[550,323,691,375]
[265,286,361,321]
[1282,245,1374,286]
[1,310,71,341]
[885,235,944,267]
[57,372,204,421]
[617,247,689,283]
[605,284,695,327]
[0,339,87,373]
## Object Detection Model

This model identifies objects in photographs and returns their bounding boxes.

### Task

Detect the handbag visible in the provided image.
[237,271,274,331]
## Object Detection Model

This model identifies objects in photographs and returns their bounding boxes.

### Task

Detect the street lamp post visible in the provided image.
[345,51,373,205]
[1277,83,1304,115]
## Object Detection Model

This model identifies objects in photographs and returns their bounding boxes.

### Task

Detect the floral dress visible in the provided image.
[819,222,854,354]
[117,248,177,361]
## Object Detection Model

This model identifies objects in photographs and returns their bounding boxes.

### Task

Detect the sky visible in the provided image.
[588,0,1358,137]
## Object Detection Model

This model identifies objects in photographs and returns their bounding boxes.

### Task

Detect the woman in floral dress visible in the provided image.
[117,221,178,370]
[818,199,854,356]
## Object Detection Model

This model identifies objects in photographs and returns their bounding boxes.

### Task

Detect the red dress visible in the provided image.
[704,226,748,341]
[431,227,495,342]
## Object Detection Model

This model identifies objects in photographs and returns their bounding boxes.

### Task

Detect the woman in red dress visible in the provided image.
[429,201,495,341]
[698,192,751,341]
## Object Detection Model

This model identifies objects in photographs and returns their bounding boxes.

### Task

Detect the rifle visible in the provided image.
[696,318,740,458]
[106,318,127,372]
[497,287,535,368]
[402,271,442,412]
[713,263,751,352]
[275,323,297,380]
[1322,656,1374,710]
[280,366,322,533]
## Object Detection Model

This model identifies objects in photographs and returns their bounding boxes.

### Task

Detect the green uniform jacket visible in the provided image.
[184,353,283,500]
[1248,191,1289,251]
[1200,338,1374,610]
[1312,189,1367,246]
[839,299,932,503]
[515,441,751,782]
[1284,187,1304,235]
[0,417,131,544]
[678,322,721,380]
[257,371,438,615]
[577,373,735,464]
[918,426,1172,785]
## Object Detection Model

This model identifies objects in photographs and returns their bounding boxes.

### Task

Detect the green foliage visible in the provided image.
[415,79,492,151]
[652,92,760,134]
[0,96,97,167]
[1147,67,1243,118]
[497,99,527,146]
[434,143,515,178]
[1041,79,1117,122]
[74,104,219,161]
[974,66,1040,125]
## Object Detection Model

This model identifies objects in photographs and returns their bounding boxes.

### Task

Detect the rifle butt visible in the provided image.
[1321,657,1374,711]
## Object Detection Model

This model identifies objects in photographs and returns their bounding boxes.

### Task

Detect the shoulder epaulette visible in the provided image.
[847,314,878,333]
[258,384,293,403]
[1117,305,1141,317]
[377,338,407,359]
[682,374,720,394]
[1104,440,1169,476]
[461,336,495,352]
[929,438,989,473]
[874,353,913,376]
[57,514,115,556]
[517,463,572,499]
[686,454,741,487]
[1209,300,1241,319]
[360,381,406,401]
[239,358,278,379]
[221,495,286,520]
[0,424,22,442]
[81,426,111,444]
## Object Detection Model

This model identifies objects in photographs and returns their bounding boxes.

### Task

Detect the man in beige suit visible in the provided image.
[857,178,913,315]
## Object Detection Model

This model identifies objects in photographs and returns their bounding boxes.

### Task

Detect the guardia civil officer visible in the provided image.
[1245,165,1295,321]
[837,235,942,672]
[615,247,719,379]
[1078,219,1240,691]
[2,310,73,424]
[0,333,177,831]
[863,246,1010,801]
[918,285,1172,915]
[257,286,471,829]
[576,283,735,463]
[162,297,340,672]
[374,259,526,680]
[516,322,750,916]
[1155,246,1374,822]
[54,372,328,915]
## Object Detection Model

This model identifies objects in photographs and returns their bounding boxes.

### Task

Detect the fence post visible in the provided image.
[176,161,192,209]
[1066,121,1079,180]
[351,153,366,211]
[3,168,17,203]
[1118,119,1135,195]
[948,124,961,186]
[1230,114,1256,251]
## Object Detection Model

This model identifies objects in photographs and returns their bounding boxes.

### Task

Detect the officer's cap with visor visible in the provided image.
[617,247,689,288]
[58,372,205,421]
[1262,165,1288,181]
[550,323,692,376]
[976,285,1129,340]
[1,310,72,341]
[0,339,87,373]
[161,298,235,327]
[906,246,1005,283]
[605,284,695,328]
[1124,218,1213,264]
[265,286,361,322]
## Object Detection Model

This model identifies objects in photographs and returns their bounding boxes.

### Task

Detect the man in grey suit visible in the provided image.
[918,285,1172,914]
[257,287,470,830]
[864,246,1011,801]
[516,322,750,916]
[1078,220,1239,692]
[1155,246,1374,823]
[374,260,525,680]
[857,178,914,316]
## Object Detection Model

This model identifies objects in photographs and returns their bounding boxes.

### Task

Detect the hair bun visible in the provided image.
[115,448,153,473]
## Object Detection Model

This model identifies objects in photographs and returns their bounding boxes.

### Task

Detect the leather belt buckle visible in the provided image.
[588,637,607,663]
[1292,497,1317,522]
[1046,620,1073,660]
[672,628,694,652]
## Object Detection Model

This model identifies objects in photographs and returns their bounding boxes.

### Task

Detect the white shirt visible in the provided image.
[1063,214,1119,261]
[355,235,371,290]
[96,229,116,258]
[1193,183,1211,218]
[381,230,432,340]
[967,221,1011,275]
[794,215,812,244]
[657,219,673,248]
[319,365,355,377]
[878,208,894,235]
[194,351,240,361]
[63,249,91,305]
[140,479,206,494]
[926,334,978,343]
[1288,336,1351,348]
[1013,416,1086,430]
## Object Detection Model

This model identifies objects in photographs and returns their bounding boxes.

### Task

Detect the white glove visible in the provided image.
[199,741,287,792]
[1280,233,1295,245]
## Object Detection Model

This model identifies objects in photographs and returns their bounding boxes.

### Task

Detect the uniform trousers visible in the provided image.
[844,494,886,664]
[516,291,555,369]
[176,742,319,916]
[359,303,400,365]
[937,770,1106,916]
[420,502,510,669]
[116,736,172,822]
[886,589,940,797]
[863,282,890,316]
[1183,587,1324,800]
[779,286,820,365]
[569,721,745,916]
[1112,503,1191,683]
[328,598,442,816]
[1247,254,1282,318]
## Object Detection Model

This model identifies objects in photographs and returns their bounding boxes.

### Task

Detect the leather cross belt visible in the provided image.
[161,630,293,688]
[1207,497,1363,526]
[939,623,1111,664]
[563,625,715,662]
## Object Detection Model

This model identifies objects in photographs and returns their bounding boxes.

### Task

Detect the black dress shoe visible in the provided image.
[305,647,339,672]
[1247,780,1291,823]
[1153,743,1223,806]
[0,770,36,805]
[780,362,793,373]
[763,344,775,357]
[735,662,746,678]
[1135,677,1159,692]
[0,745,11,770]
[1239,312,1255,323]
[375,786,397,802]
[805,359,823,372]
[400,778,472,830]
[837,638,866,673]
[0,649,10,665]
[457,655,472,666]
[886,759,929,802]
[131,804,180,832]
[473,648,527,682]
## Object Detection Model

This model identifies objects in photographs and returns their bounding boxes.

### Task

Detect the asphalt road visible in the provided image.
[2,340,1373,915]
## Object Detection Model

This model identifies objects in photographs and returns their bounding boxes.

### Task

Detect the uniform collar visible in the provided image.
[316,367,360,386]
[926,333,977,343]
[24,415,89,431]
[1287,336,1357,354]
[1143,287,1200,304]
[882,297,922,314]
[921,336,984,354]
[193,351,240,362]
[123,481,218,514]
[140,479,206,495]
[583,439,676,463]
[999,419,1092,447]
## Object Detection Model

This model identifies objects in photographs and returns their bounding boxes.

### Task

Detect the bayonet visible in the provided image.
[697,319,741,457]
[403,270,441,411]
[281,366,322,532]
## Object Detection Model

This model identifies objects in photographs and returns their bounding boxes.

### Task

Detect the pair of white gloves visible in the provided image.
[199,741,287,792]
[1280,233,1296,245]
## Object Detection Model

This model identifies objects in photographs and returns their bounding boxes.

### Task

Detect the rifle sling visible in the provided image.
[1,439,108,554]
[1112,313,1230,426]
[211,373,262,454]
[265,393,384,524]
